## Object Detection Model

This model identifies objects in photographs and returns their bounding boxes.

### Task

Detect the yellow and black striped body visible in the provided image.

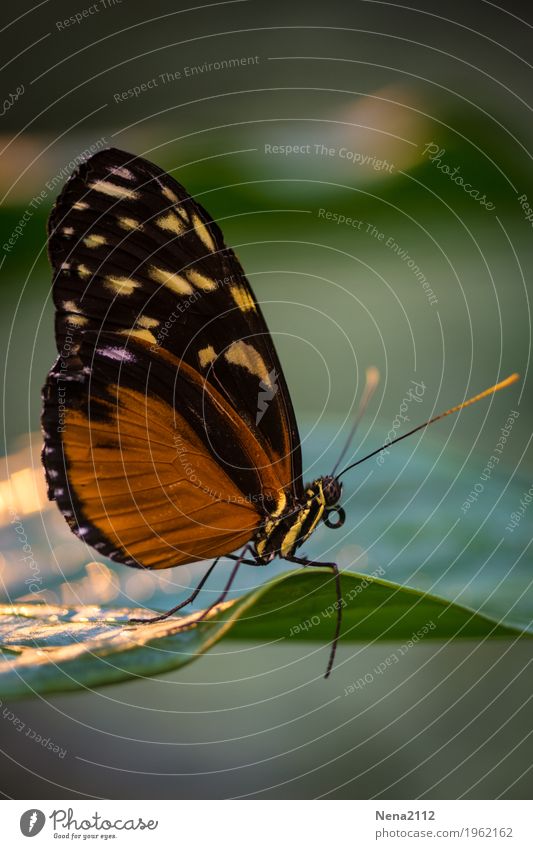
[254,476,342,563]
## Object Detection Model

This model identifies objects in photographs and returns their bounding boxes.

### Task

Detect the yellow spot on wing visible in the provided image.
[89,180,139,200]
[230,285,256,312]
[77,264,91,279]
[162,185,179,203]
[191,213,216,252]
[188,269,216,291]
[225,341,271,386]
[62,300,82,313]
[155,212,185,235]
[73,201,88,211]
[280,488,325,557]
[119,328,157,345]
[83,233,107,248]
[137,315,159,329]
[118,217,140,231]
[104,276,141,296]
[150,266,193,295]
[108,165,134,180]
[198,345,216,368]
[62,226,74,235]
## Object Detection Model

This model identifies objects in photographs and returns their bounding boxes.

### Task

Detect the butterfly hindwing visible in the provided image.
[48,147,302,498]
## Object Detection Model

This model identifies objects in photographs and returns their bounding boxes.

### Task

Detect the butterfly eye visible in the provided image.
[324,506,346,530]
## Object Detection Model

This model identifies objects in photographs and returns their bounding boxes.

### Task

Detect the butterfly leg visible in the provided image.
[128,556,222,624]
[180,544,255,628]
[285,554,342,679]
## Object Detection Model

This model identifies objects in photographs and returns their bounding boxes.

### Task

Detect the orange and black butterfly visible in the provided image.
[41,148,518,677]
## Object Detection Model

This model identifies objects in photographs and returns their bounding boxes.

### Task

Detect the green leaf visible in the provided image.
[1,569,531,700]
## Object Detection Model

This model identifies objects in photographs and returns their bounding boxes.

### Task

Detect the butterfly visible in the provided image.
[41,147,519,677]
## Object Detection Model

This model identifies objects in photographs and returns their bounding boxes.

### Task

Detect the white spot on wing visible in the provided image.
[119,328,157,345]
[108,165,135,180]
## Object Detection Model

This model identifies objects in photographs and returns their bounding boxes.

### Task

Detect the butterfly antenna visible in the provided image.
[337,373,520,479]
[331,366,380,477]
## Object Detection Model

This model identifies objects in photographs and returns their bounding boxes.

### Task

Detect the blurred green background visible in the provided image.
[0,0,532,800]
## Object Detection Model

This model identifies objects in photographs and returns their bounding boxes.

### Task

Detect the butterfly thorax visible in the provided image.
[253,476,343,564]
